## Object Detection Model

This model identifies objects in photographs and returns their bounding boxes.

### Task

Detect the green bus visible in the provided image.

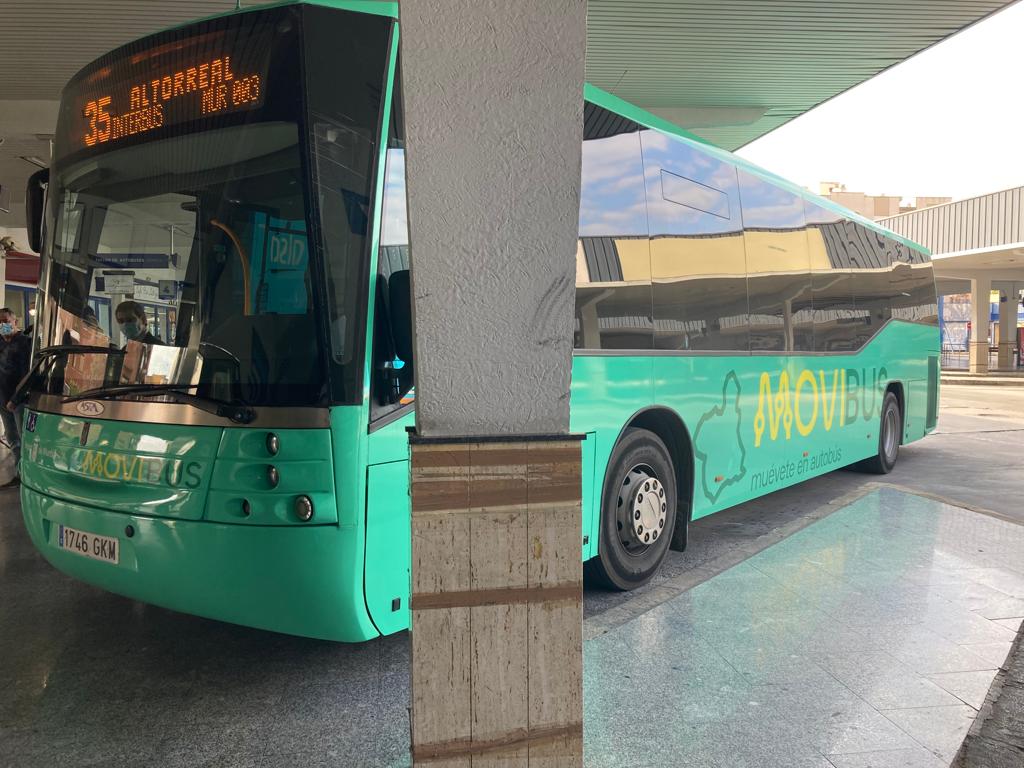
[19,0,939,642]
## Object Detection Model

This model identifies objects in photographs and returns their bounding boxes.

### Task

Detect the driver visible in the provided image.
[114,301,163,346]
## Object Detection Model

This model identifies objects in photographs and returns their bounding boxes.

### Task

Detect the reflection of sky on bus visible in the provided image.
[804,200,842,226]
[736,172,805,229]
[641,130,741,237]
[578,132,648,236]
[380,148,408,246]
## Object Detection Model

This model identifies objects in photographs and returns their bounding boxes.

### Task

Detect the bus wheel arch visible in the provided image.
[587,407,695,591]
[857,386,903,474]
[626,407,694,552]
[885,381,905,444]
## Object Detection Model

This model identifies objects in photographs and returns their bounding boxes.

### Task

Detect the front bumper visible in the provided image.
[20,485,379,642]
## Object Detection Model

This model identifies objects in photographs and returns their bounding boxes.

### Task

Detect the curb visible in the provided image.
[941,377,1024,387]
[953,625,1024,767]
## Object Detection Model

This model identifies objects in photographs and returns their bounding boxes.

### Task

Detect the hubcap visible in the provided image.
[618,465,667,549]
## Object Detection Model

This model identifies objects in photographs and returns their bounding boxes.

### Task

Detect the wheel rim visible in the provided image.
[883,405,899,462]
[616,464,667,555]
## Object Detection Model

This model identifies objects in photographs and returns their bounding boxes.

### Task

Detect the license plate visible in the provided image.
[58,525,119,565]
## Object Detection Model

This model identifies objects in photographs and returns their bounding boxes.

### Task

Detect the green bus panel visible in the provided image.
[364,459,411,635]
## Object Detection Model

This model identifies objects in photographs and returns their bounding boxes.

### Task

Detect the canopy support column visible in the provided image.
[969,276,991,374]
[399,1,587,765]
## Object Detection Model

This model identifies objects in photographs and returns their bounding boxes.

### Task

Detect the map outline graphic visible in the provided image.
[692,370,746,504]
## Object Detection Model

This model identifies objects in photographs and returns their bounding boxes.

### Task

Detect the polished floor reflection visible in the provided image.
[2,486,1022,767]
[585,488,1024,768]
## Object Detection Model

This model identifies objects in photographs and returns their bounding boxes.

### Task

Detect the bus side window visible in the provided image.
[806,201,859,352]
[641,130,747,353]
[847,223,896,345]
[738,170,812,353]
[371,127,414,420]
[574,103,652,351]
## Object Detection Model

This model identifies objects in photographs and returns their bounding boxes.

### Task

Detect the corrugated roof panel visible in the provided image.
[0,0,1015,228]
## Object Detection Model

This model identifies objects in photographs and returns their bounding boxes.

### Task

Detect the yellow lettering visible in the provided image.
[840,369,847,426]
[820,369,840,431]
[754,370,793,447]
[795,369,819,437]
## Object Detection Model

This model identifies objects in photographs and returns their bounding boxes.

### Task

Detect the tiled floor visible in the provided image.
[2,486,1022,767]
[583,488,1024,767]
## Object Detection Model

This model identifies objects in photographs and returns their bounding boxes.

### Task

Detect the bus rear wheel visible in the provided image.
[588,428,677,590]
[858,391,901,474]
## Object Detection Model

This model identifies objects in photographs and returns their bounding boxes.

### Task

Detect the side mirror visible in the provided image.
[26,167,49,253]
[388,270,414,366]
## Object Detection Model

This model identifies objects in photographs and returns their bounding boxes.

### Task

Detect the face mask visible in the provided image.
[120,321,141,339]
[0,322,13,336]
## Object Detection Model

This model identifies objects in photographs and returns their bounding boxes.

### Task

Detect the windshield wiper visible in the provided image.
[10,344,121,407]
[63,384,257,425]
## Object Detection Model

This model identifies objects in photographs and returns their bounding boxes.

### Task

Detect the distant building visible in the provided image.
[817,181,951,221]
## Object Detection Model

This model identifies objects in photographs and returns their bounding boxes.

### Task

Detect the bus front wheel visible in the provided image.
[588,428,677,590]
[858,391,901,474]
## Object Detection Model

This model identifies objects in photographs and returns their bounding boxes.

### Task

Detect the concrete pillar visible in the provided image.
[969,276,991,374]
[998,287,1017,370]
[399,1,587,765]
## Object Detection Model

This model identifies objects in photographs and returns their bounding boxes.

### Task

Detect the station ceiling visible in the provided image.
[0,0,1017,231]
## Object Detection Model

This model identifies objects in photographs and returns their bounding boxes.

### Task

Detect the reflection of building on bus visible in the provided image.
[575,225,936,353]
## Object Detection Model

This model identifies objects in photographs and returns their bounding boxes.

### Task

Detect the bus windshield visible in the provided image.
[47,121,322,406]
[38,4,393,409]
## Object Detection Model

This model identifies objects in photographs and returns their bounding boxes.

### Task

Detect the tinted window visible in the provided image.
[370,87,414,421]
[838,223,898,346]
[574,103,652,350]
[738,171,812,352]
[890,244,939,326]
[304,6,392,402]
[806,202,860,351]
[641,131,747,351]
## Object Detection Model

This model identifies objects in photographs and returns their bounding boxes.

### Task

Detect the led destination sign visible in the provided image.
[57,16,281,159]
[82,55,262,148]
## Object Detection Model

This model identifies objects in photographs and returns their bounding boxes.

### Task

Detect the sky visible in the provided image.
[737,1,1024,205]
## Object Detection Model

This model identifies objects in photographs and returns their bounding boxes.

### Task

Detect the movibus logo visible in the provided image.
[753,366,887,448]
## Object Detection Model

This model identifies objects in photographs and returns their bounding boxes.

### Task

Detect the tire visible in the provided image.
[858,391,901,474]
[586,428,677,590]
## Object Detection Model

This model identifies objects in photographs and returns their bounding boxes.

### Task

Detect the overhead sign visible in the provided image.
[158,280,177,301]
[96,270,135,295]
[95,253,171,270]
[134,284,159,302]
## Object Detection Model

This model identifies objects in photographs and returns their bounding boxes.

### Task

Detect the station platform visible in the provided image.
[585,487,1024,768]
[1,482,1021,767]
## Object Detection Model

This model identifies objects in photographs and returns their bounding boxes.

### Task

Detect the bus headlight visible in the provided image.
[294,495,314,522]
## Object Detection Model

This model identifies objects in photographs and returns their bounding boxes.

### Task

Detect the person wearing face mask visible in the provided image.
[114,300,162,347]
[0,308,32,486]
